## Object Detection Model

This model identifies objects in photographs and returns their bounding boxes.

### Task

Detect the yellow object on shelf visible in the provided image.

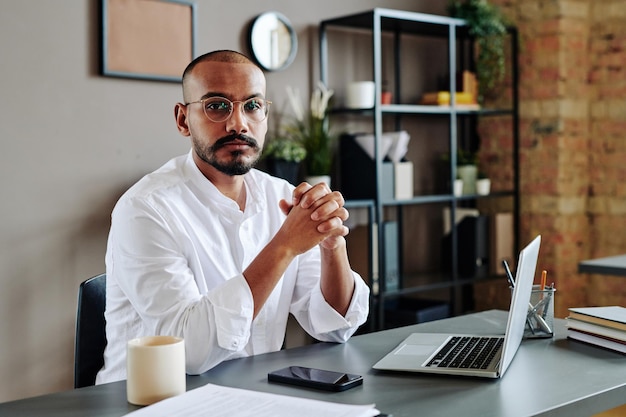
[420,91,478,106]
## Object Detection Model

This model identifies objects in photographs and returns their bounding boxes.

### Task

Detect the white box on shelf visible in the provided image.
[394,162,413,200]
[489,213,514,275]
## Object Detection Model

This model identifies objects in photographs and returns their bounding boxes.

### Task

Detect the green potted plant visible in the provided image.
[284,81,336,187]
[447,0,509,102]
[442,149,478,194]
[457,149,478,166]
[262,136,306,185]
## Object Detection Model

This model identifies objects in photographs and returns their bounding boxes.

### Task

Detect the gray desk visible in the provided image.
[579,254,626,277]
[1,310,625,417]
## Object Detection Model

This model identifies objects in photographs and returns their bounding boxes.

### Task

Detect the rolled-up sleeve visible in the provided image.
[205,275,253,353]
[289,248,370,343]
[307,271,370,339]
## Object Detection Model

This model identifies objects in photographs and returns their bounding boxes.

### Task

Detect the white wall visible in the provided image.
[0,0,445,402]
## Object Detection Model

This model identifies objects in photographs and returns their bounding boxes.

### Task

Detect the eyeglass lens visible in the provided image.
[202,97,270,123]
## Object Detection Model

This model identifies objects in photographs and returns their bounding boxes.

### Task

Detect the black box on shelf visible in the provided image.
[384,298,450,328]
[442,215,489,278]
[338,133,394,200]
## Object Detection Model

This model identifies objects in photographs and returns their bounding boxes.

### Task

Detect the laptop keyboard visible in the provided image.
[426,336,503,369]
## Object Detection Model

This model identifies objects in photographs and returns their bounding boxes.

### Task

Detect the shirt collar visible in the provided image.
[183,149,266,217]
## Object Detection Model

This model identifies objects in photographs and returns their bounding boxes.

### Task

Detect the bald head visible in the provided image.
[182,50,260,103]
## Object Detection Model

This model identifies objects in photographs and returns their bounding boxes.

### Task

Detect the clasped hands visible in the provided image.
[278,181,349,253]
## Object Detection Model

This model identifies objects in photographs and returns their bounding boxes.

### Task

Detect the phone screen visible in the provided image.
[280,366,349,383]
[268,366,363,391]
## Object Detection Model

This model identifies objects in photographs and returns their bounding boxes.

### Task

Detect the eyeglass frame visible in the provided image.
[185,96,272,123]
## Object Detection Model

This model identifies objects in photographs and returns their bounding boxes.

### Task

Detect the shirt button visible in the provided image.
[232,340,239,347]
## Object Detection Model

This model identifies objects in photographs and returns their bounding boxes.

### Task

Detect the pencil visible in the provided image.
[540,270,547,291]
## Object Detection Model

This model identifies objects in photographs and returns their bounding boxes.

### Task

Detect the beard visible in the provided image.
[193,133,261,176]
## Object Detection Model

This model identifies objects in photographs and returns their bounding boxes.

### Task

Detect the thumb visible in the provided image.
[279,199,293,216]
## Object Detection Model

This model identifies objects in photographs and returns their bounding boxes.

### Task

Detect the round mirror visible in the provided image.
[248,12,297,72]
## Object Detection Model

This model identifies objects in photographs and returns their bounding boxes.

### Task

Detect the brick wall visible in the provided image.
[476,0,626,317]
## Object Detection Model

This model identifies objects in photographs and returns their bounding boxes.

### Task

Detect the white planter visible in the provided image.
[476,178,491,195]
[305,175,331,189]
[345,81,375,109]
[453,179,464,197]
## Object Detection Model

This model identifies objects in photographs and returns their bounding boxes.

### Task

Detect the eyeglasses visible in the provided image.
[185,96,272,123]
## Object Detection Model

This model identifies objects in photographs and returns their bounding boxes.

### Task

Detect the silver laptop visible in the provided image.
[373,235,541,378]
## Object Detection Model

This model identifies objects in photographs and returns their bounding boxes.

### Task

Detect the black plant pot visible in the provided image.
[266,158,300,185]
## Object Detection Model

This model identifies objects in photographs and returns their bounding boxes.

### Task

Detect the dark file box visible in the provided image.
[339,133,394,201]
[442,215,489,278]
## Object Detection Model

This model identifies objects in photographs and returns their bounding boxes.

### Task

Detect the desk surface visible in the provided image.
[2,310,625,417]
[578,254,626,277]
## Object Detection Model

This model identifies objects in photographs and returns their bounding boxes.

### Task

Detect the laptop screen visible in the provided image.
[499,235,541,375]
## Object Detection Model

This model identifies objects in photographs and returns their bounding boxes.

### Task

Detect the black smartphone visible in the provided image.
[268,366,363,392]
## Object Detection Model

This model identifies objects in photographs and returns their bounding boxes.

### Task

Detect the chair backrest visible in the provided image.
[74,273,107,388]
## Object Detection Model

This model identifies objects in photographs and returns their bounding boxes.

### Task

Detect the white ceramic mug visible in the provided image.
[345,81,375,109]
[126,336,186,405]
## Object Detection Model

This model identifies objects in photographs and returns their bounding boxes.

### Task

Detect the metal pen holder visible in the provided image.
[524,286,556,339]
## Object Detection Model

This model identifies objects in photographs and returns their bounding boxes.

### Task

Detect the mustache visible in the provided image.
[212,134,259,150]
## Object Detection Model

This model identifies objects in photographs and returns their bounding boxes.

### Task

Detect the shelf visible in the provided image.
[381,194,453,206]
[321,8,467,38]
[376,190,516,206]
[320,8,519,331]
[453,190,516,201]
[344,199,375,209]
[381,274,506,300]
[331,104,514,116]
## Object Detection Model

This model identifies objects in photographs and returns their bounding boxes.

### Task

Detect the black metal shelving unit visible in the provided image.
[320,8,519,330]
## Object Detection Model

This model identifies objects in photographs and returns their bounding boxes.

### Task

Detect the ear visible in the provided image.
[174,103,191,136]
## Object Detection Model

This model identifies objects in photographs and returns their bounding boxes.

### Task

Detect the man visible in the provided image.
[96,50,370,384]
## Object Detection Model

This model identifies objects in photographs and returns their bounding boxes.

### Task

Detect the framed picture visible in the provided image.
[100,0,197,83]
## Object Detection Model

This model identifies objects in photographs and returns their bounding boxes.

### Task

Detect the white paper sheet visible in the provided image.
[123,383,379,417]
[354,133,393,160]
[354,130,410,162]
[386,130,410,163]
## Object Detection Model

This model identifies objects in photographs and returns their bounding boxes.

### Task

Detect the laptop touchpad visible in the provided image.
[395,344,438,356]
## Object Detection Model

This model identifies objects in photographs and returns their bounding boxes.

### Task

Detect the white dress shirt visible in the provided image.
[96,151,370,384]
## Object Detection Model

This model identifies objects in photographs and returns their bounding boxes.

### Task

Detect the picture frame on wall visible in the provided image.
[100,0,197,83]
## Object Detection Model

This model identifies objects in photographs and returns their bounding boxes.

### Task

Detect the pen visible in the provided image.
[503,259,552,334]
[540,270,547,291]
[502,260,515,288]
[541,289,553,319]
[503,260,535,334]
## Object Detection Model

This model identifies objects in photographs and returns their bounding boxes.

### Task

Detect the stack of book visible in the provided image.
[566,306,626,354]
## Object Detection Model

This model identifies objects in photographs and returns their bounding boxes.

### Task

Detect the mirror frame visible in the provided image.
[247,12,297,72]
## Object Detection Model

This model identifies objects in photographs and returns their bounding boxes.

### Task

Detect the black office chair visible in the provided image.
[74,273,107,388]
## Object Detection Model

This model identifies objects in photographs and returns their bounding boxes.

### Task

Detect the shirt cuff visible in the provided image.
[206,275,254,351]
[308,272,370,335]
